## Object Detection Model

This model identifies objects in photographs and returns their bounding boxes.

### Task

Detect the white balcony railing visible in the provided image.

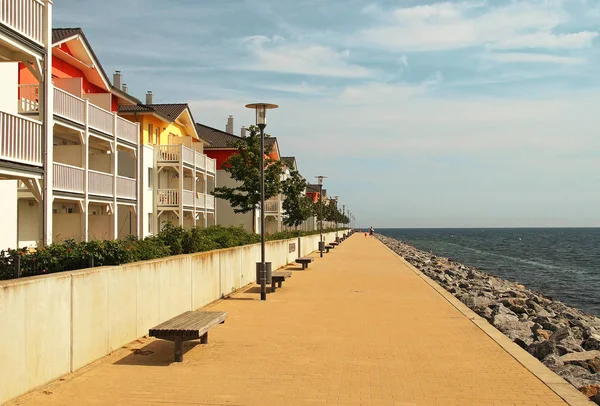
[116,176,136,199]
[158,189,178,206]
[88,103,113,135]
[183,189,194,207]
[17,86,138,145]
[0,0,45,45]
[182,146,194,166]
[195,151,205,170]
[53,163,84,193]
[0,110,42,166]
[206,194,215,210]
[88,170,112,196]
[157,145,180,161]
[206,157,216,174]
[116,116,137,144]
[265,200,280,213]
[195,192,206,209]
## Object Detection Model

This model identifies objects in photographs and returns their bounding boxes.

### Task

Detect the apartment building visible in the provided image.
[198,119,284,234]
[117,89,216,237]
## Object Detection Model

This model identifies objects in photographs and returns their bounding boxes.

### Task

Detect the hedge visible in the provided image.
[0,224,347,280]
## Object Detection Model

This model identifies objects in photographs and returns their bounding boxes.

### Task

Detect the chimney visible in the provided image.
[122,83,128,93]
[226,115,234,134]
[113,71,122,90]
[240,126,247,138]
[146,91,153,104]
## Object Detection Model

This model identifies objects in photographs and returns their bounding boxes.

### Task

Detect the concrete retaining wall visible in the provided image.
[0,231,345,404]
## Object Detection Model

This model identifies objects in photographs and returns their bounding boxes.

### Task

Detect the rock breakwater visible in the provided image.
[378,234,600,404]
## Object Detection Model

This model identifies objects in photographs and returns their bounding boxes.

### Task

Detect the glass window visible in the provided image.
[148,213,153,234]
[147,167,154,189]
[148,123,153,144]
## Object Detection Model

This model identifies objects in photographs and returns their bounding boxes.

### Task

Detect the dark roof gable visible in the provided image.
[197,123,277,150]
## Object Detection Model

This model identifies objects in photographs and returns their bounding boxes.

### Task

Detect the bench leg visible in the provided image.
[278,281,282,288]
[201,332,208,345]
[271,279,276,292]
[174,337,183,362]
[302,263,306,270]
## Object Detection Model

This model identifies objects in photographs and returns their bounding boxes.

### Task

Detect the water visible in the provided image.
[378,228,600,316]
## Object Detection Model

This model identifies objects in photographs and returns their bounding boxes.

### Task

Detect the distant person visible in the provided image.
[369,226,374,236]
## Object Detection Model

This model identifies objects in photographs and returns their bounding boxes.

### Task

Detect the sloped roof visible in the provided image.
[118,104,154,113]
[281,156,296,169]
[197,123,277,150]
[52,28,109,88]
[148,104,188,121]
[306,184,320,193]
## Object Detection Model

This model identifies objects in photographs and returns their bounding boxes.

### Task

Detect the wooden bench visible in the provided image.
[331,241,339,246]
[271,271,292,292]
[326,244,336,250]
[295,257,314,270]
[149,310,228,362]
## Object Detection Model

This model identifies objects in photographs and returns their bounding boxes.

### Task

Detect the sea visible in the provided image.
[377,228,600,317]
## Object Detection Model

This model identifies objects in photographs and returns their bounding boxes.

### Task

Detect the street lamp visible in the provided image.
[333,196,339,243]
[342,204,346,239]
[246,102,278,301]
[315,175,326,257]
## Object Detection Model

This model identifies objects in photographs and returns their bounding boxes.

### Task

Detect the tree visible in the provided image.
[281,169,312,229]
[213,125,284,214]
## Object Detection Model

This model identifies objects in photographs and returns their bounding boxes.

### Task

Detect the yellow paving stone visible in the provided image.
[7,234,593,405]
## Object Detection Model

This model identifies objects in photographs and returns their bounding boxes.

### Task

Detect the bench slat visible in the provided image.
[149,311,227,337]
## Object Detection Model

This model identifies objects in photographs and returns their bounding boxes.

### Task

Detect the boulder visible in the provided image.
[560,351,600,373]
[584,334,600,351]
[555,364,597,389]
[543,354,564,368]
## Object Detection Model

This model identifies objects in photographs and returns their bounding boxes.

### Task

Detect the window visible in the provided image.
[155,128,160,145]
[148,213,154,234]
[148,123,153,144]
[147,167,154,189]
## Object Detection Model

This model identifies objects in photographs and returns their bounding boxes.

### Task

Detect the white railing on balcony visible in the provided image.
[195,192,206,209]
[182,146,194,166]
[18,84,39,113]
[157,145,180,162]
[53,163,84,194]
[182,189,194,207]
[206,194,215,210]
[0,0,45,45]
[265,200,280,213]
[88,103,113,135]
[54,87,85,125]
[195,151,205,170]
[157,189,178,206]
[116,116,137,144]
[88,170,112,197]
[206,157,216,174]
[116,176,136,199]
[0,110,42,166]
[18,86,138,145]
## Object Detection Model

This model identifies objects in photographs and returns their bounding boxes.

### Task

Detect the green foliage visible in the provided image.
[212,125,284,214]
[281,169,312,229]
[0,223,347,280]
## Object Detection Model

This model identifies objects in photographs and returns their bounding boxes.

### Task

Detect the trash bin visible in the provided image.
[318,241,326,252]
[255,262,272,284]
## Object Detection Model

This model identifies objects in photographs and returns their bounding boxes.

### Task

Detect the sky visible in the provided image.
[55,0,600,228]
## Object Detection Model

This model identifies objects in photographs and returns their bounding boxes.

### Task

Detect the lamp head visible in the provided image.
[245,103,278,126]
[315,175,327,185]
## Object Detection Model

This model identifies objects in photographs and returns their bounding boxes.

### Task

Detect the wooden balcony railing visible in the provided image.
[195,151,205,170]
[195,192,205,209]
[206,157,216,174]
[206,194,215,210]
[88,170,112,196]
[157,144,213,173]
[0,0,45,45]
[116,176,136,199]
[265,200,280,213]
[18,85,139,145]
[0,110,42,167]
[53,163,84,193]
[157,189,178,206]
[182,190,194,207]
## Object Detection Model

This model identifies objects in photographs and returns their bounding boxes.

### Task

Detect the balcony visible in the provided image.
[157,145,215,174]
[0,0,45,46]
[18,86,139,145]
[0,110,42,167]
[158,189,215,211]
[265,200,281,214]
[52,164,136,200]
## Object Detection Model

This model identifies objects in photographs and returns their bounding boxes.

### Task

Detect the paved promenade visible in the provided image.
[11,234,588,405]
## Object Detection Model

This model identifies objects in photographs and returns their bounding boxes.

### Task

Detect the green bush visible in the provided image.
[0,224,348,280]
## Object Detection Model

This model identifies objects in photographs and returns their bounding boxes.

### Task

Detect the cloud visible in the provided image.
[484,52,586,65]
[360,1,598,52]
[239,36,372,78]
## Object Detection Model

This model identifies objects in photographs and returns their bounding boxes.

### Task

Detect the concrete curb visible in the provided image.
[378,239,593,406]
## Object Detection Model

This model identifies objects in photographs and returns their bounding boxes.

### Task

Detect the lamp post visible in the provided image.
[333,196,339,242]
[246,102,278,301]
[342,204,345,238]
[315,175,326,257]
